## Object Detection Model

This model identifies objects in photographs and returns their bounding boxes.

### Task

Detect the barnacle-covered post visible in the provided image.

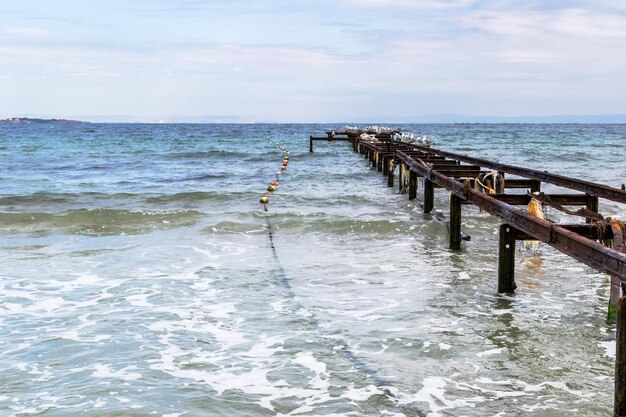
[387,159,394,188]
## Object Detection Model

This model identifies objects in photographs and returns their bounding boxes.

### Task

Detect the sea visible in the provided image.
[1,123,626,417]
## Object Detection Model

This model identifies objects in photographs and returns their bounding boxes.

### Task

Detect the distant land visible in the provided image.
[79,113,626,124]
[0,117,88,124]
[2,114,626,124]
[344,114,626,124]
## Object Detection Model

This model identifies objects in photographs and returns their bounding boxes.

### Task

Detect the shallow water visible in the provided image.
[1,123,626,416]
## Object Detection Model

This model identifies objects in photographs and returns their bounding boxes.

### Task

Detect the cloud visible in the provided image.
[461,8,626,38]
[341,0,473,10]
[3,26,48,38]
[1,1,626,119]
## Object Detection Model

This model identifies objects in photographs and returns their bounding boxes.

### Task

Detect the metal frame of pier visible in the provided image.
[310,131,626,416]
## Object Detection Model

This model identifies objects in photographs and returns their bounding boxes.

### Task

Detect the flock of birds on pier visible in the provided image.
[337,125,433,147]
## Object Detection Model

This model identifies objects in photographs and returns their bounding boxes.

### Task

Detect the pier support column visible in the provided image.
[586,195,599,224]
[309,137,313,153]
[615,286,626,416]
[610,222,625,322]
[370,150,375,167]
[498,224,517,293]
[382,156,389,175]
[530,180,541,193]
[387,160,394,188]
[377,153,383,172]
[449,194,462,250]
[610,277,622,322]
[409,171,418,200]
[423,179,434,213]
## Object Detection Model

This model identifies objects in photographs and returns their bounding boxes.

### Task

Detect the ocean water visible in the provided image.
[1,123,626,417]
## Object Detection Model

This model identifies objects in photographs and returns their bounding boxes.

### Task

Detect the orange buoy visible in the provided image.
[271,181,279,186]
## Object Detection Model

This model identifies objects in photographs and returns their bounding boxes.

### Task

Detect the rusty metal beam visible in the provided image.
[396,150,626,282]
[460,193,590,206]
[513,224,614,240]
[402,144,626,203]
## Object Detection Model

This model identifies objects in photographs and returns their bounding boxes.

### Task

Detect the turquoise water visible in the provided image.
[1,123,626,416]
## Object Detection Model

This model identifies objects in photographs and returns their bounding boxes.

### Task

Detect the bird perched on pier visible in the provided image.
[359,133,379,143]
[392,132,433,147]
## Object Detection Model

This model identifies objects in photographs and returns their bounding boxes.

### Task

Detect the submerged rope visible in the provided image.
[263,217,425,416]
[259,144,425,416]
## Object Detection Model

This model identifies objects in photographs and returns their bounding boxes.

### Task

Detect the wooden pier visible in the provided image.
[310,130,626,416]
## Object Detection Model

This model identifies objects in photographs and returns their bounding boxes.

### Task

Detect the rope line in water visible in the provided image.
[259,143,425,416]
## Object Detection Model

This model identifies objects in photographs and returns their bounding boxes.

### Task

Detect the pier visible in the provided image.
[310,130,626,416]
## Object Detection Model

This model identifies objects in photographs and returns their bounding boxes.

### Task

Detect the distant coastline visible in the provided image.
[0,117,88,124]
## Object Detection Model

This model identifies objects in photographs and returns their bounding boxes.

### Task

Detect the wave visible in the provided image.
[204,214,421,236]
[143,191,250,204]
[0,208,203,235]
[0,191,257,208]
[164,150,242,159]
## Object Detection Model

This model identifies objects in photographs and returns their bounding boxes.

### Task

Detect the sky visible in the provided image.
[1,0,626,122]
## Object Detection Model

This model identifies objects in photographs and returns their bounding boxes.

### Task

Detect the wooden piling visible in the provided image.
[498,224,517,293]
[530,180,541,193]
[586,194,599,224]
[424,178,434,213]
[610,276,621,322]
[616,288,626,416]
[309,137,313,153]
[409,170,418,200]
[387,159,394,188]
[383,156,389,175]
[377,152,383,172]
[449,194,462,250]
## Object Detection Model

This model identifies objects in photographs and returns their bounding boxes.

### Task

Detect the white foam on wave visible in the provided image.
[92,363,142,381]
[293,352,327,375]
[240,335,285,358]
[401,376,484,417]
[476,348,504,357]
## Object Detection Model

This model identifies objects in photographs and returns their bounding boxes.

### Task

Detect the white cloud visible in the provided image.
[341,0,472,10]
[3,26,48,38]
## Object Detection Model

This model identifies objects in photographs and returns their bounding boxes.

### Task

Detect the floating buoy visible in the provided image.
[260,196,268,204]
[271,181,279,186]
[267,185,276,192]
[281,166,287,171]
